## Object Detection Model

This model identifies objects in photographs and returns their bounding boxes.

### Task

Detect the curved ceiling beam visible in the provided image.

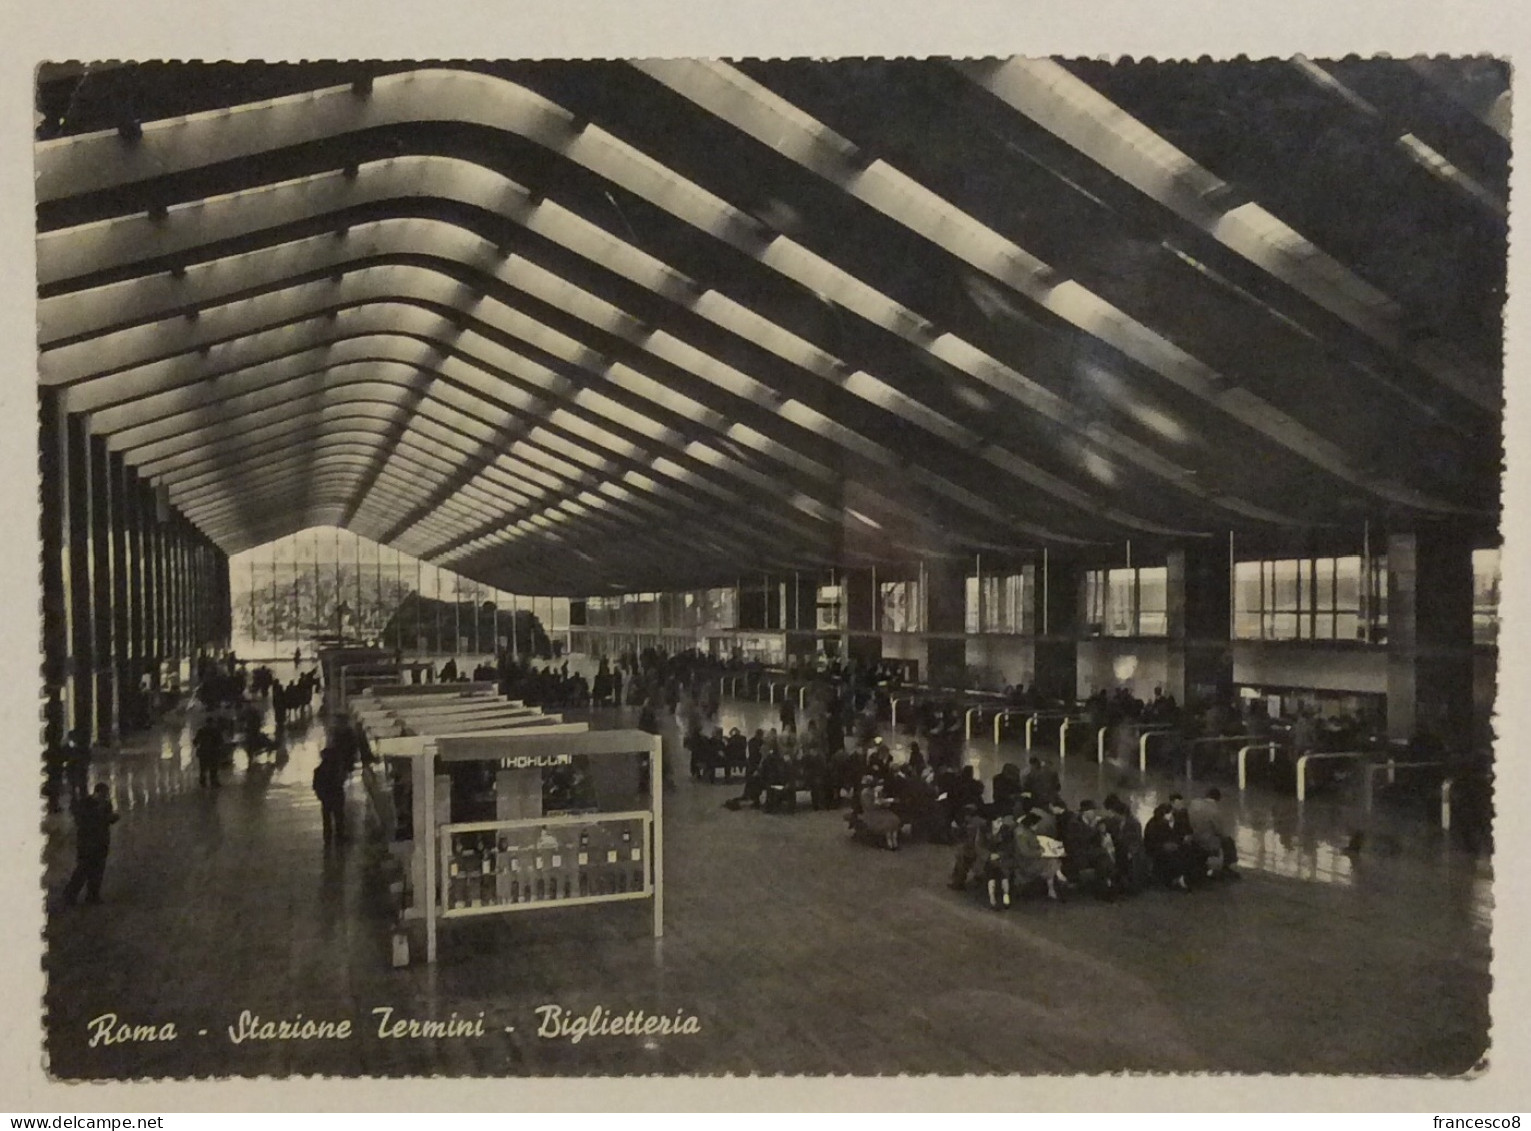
[147,405,825,576]
[942,57,1498,410]
[37,164,1328,534]
[62,302,1091,553]
[37,74,1464,516]
[189,450,809,588]
[50,276,1200,544]
[144,392,843,569]
[41,205,1270,534]
[125,377,859,561]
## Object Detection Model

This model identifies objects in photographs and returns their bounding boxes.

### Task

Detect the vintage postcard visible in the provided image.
[5,0,1531,1112]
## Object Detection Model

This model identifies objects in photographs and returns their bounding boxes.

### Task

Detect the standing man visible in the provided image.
[63,783,119,905]
[312,748,348,846]
[193,715,225,788]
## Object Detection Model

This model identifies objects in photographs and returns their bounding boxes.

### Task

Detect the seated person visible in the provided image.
[760,745,794,813]
[983,812,1019,909]
[948,804,988,890]
[992,763,1024,811]
[854,775,903,849]
[1143,802,1194,892]
[1168,792,1207,877]
[706,725,728,782]
[1013,811,1064,901]
[1102,793,1148,892]
[1074,800,1120,897]
[1187,787,1240,879]
[724,728,748,777]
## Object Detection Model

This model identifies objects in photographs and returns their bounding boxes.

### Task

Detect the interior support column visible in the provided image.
[65,416,95,741]
[1387,527,1476,750]
[923,558,967,688]
[842,568,881,668]
[89,433,118,742]
[39,392,69,746]
[108,451,132,736]
[1166,540,1234,708]
[1032,550,1080,704]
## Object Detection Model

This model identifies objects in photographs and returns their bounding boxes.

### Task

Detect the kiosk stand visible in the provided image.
[352,686,662,963]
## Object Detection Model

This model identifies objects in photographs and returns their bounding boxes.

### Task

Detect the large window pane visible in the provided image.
[1137,567,1167,637]
[1106,568,1136,636]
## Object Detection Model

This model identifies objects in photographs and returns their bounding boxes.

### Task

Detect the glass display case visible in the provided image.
[439,812,652,916]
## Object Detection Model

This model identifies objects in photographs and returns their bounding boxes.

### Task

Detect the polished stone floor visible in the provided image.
[41,667,1491,1078]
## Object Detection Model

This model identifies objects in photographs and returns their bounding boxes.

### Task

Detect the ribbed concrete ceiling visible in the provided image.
[35,58,1507,595]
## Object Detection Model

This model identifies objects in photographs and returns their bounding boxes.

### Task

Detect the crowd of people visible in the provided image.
[950,766,1241,908]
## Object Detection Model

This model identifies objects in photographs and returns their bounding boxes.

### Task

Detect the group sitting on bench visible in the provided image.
[951,773,1241,907]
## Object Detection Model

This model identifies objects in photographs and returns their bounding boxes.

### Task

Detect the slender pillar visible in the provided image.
[39,392,69,744]
[65,417,97,740]
[122,462,143,689]
[89,434,119,741]
[108,451,132,735]
[1165,541,1234,708]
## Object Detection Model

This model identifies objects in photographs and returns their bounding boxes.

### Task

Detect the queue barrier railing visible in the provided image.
[1295,751,1371,803]
[1237,742,1282,790]
[1139,728,1178,774]
[965,705,986,741]
[1361,759,1451,813]
[994,708,1025,744]
[1026,711,1077,753]
[1181,735,1267,780]
[1098,722,1175,764]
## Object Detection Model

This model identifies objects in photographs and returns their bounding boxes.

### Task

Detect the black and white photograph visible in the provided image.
[9,2,1531,1104]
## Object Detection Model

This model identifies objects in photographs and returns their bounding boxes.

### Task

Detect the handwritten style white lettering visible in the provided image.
[533,1004,701,1044]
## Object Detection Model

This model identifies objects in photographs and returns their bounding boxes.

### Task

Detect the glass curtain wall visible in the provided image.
[227,526,569,659]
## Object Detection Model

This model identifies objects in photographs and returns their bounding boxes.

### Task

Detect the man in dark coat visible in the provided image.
[193,716,225,788]
[312,748,348,846]
[63,784,119,905]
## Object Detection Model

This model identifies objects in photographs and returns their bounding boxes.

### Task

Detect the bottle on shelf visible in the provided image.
[535,825,556,901]
[508,840,521,904]
[602,823,620,894]
[624,826,644,891]
[577,829,591,897]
